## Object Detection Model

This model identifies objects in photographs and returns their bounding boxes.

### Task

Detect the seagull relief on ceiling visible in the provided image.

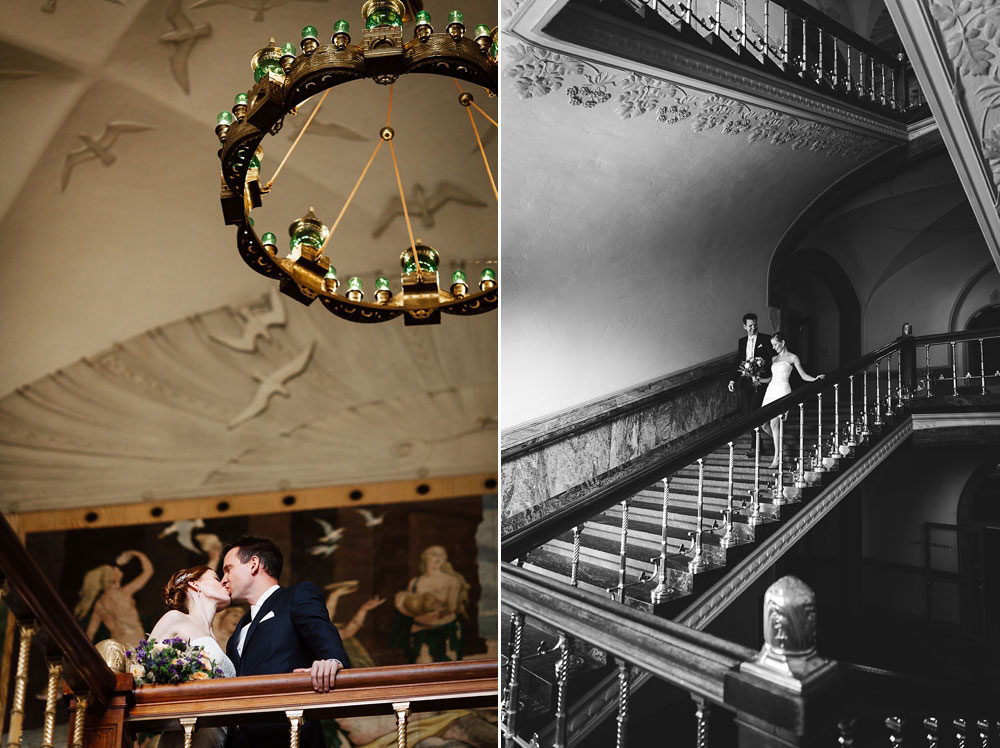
[189,0,327,22]
[210,286,286,353]
[160,0,212,94]
[158,519,206,554]
[373,181,488,238]
[309,517,346,556]
[61,122,153,192]
[226,340,316,429]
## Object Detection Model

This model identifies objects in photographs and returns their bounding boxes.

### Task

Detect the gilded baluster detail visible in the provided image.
[72,693,89,748]
[503,610,524,748]
[181,717,198,748]
[41,659,63,748]
[287,709,304,748]
[8,621,36,748]
[393,702,410,748]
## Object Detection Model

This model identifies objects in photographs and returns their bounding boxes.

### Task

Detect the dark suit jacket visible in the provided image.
[733,332,773,414]
[226,583,350,748]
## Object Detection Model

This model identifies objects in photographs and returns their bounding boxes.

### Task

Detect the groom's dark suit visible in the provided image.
[732,332,773,416]
[226,583,350,748]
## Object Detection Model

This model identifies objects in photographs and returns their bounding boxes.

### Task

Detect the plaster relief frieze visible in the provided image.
[227,339,316,428]
[373,181,488,238]
[160,0,212,94]
[506,43,885,159]
[189,0,327,23]
[61,121,153,192]
[208,286,286,353]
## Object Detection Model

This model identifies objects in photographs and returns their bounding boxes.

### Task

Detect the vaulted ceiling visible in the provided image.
[0,0,498,511]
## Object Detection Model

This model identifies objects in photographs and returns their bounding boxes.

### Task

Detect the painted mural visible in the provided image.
[7,495,497,747]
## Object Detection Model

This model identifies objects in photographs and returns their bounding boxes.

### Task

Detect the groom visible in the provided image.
[222,535,350,748]
[727,312,773,457]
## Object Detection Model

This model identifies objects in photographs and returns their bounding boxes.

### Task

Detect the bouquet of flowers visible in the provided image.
[737,356,765,385]
[126,637,224,687]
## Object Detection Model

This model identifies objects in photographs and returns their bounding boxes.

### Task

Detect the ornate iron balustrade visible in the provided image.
[0,512,497,748]
[646,0,923,117]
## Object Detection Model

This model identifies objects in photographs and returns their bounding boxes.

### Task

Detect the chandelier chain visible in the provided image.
[453,79,497,200]
[264,88,330,191]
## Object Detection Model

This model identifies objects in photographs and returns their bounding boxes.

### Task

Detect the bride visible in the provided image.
[147,565,236,748]
[760,332,825,468]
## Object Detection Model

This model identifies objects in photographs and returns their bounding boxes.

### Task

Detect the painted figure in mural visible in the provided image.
[221,535,350,748]
[196,532,225,573]
[148,565,238,748]
[324,580,385,668]
[393,545,470,663]
[74,549,154,649]
[335,710,497,747]
[212,603,248,651]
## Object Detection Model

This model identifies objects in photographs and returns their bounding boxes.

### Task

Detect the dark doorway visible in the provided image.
[966,304,1000,379]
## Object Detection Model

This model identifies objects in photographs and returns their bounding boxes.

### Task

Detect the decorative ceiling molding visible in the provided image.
[506,42,888,160]
[0,291,497,512]
[885,0,1000,274]
[506,0,908,143]
[61,121,153,192]
[160,0,212,94]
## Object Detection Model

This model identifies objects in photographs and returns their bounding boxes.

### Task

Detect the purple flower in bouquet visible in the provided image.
[738,356,765,384]
[126,637,223,687]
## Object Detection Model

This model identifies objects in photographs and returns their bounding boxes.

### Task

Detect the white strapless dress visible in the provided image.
[762,360,793,407]
[156,637,236,748]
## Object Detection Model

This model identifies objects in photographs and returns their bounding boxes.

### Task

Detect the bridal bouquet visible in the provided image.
[738,356,765,384]
[126,637,224,687]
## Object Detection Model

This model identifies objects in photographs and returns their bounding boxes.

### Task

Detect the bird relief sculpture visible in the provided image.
[209,286,286,353]
[373,181,487,238]
[62,122,153,192]
[226,340,315,428]
[160,0,212,94]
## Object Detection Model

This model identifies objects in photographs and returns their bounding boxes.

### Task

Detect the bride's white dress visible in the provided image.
[157,637,236,748]
[762,360,793,407]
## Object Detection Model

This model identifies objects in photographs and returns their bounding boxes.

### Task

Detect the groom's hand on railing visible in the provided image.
[294,659,342,693]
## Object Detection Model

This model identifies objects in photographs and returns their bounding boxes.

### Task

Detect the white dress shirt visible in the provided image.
[745,334,757,360]
[237,584,280,657]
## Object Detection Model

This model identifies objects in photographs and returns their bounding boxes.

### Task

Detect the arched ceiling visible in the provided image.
[0,0,498,509]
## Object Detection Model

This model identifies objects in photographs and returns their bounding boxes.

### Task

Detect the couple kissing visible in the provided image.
[148,535,350,748]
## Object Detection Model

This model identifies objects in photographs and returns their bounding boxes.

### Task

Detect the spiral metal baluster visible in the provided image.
[763,0,770,59]
[41,659,63,748]
[720,443,736,548]
[886,716,905,745]
[652,478,674,601]
[898,348,904,407]
[859,53,867,97]
[181,718,197,748]
[977,719,989,747]
[816,27,824,82]
[869,55,876,99]
[693,696,710,748]
[391,704,409,748]
[553,634,571,748]
[570,525,582,587]
[799,18,808,76]
[689,459,709,572]
[796,401,805,486]
[951,341,958,396]
[617,498,630,602]
[288,710,304,748]
[925,344,932,397]
[955,718,968,748]
[816,391,824,471]
[847,45,854,92]
[837,717,857,746]
[750,427,762,524]
[773,414,785,505]
[713,0,721,38]
[782,7,789,69]
[848,374,856,443]
[8,622,36,748]
[503,611,525,748]
[862,364,870,438]
[874,357,883,427]
[740,0,747,51]
[981,339,987,395]
[615,660,631,748]
[833,382,840,455]
[923,717,939,748]
[72,693,89,748]
[832,36,839,86]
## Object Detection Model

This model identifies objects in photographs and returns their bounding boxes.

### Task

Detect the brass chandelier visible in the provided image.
[215,0,498,325]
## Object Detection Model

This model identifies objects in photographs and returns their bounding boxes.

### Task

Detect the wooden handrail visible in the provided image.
[128,660,498,730]
[913,325,1000,347]
[0,511,115,708]
[502,336,904,559]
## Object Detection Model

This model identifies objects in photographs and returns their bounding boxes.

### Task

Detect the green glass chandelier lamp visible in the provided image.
[215,0,498,325]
